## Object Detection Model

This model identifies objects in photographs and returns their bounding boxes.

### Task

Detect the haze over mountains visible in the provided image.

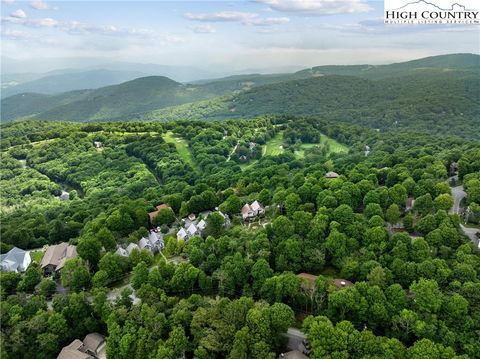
[2,53,479,138]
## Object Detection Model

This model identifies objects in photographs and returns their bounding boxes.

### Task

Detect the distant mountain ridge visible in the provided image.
[1,53,479,123]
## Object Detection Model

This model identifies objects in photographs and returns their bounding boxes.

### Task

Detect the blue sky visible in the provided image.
[1,0,479,73]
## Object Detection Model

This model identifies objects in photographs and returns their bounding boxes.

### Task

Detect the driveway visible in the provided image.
[284,327,308,352]
[450,185,467,215]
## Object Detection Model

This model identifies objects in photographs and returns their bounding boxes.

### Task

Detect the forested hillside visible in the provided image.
[1,117,480,358]
[2,54,479,142]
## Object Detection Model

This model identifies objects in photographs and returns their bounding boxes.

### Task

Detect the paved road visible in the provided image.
[448,180,479,248]
[450,185,467,215]
[284,327,307,352]
[461,224,480,249]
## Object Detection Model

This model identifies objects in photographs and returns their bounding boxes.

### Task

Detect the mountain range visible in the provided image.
[1,53,479,136]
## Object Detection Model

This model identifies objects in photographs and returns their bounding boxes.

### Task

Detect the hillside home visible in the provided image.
[325,171,339,179]
[126,243,139,255]
[115,247,128,257]
[41,243,77,275]
[242,200,265,221]
[58,333,105,359]
[0,247,31,273]
[177,228,188,241]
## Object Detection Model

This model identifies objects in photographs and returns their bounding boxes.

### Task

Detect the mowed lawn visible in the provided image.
[295,134,349,159]
[163,132,197,169]
[264,132,284,156]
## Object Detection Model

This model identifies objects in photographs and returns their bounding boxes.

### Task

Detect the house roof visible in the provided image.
[126,243,139,254]
[148,231,163,244]
[251,200,263,212]
[177,228,187,239]
[333,278,354,289]
[115,247,128,257]
[197,219,207,231]
[325,171,339,179]
[187,223,198,236]
[188,213,196,221]
[41,243,77,270]
[57,339,91,359]
[242,203,251,215]
[406,197,416,207]
[83,333,105,354]
[0,247,30,272]
[138,237,151,249]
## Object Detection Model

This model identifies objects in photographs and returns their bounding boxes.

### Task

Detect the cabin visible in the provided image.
[58,333,105,359]
[242,201,265,221]
[115,247,128,257]
[126,243,139,255]
[0,247,31,273]
[41,243,77,275]
[177,228,188,241]
[325,171,339,179]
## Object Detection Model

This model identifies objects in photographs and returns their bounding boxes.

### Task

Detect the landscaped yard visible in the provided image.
[163,131,197,170]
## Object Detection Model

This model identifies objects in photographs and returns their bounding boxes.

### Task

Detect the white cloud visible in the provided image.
[2,0,16,4]
[10,9,27,18]
[1,29,34,40]
[254,0,372,15]
[29,0,49,10]
[185,11,290,26]
[247,17,290,26]
[193,25,217,33]
[185,11,258,22]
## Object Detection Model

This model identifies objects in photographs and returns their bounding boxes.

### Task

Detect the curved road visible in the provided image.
[449,177,479,248]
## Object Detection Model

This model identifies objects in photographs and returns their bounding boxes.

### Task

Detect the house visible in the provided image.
[93,141,102,149]
[405,197,416,211]
[187,223,199,237]
[325,171,339,179]
[57,333,105,359]
[250,201,264,215]
[41,243,77,275]
[197,219,207,231]
[148,203,171,223]
[138,237,152,251]
[242,203,254,220]
[126,243,139,255]
[188,213,196,221]
[115,247,128,257]
[177,228,188,241]
[333,278,353,289]
[0,247,31,273]
[82,333,106,358]
[59,191,70,201]
[57,339,92,359]
[242,201,265,221]
[279,350,309,359]
[148,231,164,252]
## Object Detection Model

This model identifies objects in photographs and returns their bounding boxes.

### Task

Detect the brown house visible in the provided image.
[41,243,77,275]
[297,273,318,290]
[57,333,105,359]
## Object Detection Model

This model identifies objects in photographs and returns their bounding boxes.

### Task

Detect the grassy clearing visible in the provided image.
[320,134,349,154]
[163,132,197,170]
[294,135,349,159]
[264,132,284,156]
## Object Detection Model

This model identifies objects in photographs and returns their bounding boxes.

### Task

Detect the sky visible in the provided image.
[1,0,479,74]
